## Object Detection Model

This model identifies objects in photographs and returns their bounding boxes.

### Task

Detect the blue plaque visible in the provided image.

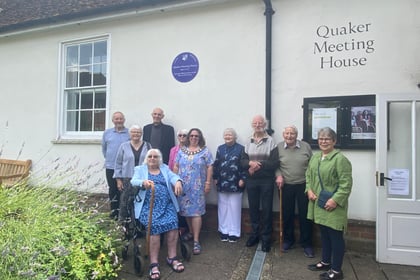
[172,52,199,83]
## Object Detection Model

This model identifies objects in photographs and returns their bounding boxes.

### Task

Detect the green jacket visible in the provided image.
[305,149,352,231]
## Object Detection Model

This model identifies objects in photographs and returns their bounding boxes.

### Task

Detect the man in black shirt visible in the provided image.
[143,107,175,164]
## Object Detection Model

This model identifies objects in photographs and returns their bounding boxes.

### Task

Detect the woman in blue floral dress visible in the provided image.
[131,149,185,279]
[174,128,213,255]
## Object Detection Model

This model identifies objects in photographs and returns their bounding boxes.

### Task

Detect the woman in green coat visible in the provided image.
[306,127,352,280]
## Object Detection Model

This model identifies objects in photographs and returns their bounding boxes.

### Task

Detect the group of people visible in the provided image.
[102,109,353,280]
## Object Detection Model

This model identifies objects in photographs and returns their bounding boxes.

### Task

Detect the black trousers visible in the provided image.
[246,179,274,242]
[320,224,345,272]
[281,183,312,247]
[106,169,120,216]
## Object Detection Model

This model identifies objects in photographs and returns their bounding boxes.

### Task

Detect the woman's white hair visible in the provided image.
[223,128,237,139]
[129,124,142,132]
[143,148,163,165]
[177,128,188,135]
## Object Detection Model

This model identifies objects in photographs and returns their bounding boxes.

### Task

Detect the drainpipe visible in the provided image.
[263,0,275,135]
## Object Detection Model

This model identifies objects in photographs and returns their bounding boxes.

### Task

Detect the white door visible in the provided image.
[376,93,420,266]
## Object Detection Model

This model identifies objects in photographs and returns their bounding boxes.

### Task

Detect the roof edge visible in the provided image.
[0,0,231,37]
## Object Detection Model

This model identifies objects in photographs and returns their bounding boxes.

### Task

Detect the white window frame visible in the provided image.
[57,34,111,141]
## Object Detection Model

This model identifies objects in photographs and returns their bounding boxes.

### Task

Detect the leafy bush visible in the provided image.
[0,184,122,279]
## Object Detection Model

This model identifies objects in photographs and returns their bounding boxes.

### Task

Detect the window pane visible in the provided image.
[80,111,93,131]
[79,65,92,87]
[66,45,79,66]
[66,111,79,131]
[66,67,78,88]
[66,90,79,109]
[93,41,107,63]
[93,63,106,85]
[80,43,92,65]
[388,102,412,198]
[417,102,420,200]
[94,110,106,131]
[81,91,93,109]
[94,90,106,109]
[62,38,108,134]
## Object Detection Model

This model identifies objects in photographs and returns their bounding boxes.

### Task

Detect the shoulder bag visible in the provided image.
[317,160,338,209]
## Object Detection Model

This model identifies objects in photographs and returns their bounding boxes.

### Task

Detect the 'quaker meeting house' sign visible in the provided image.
[172,52,199,83]
[313,21,375,69]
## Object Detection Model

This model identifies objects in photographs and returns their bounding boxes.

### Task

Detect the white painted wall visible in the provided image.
[0,0,419,221]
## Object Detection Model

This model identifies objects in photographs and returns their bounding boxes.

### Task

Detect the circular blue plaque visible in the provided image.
[171,52,199,83]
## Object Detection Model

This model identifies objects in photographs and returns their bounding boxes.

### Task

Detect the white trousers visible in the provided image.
[218,192,243,237]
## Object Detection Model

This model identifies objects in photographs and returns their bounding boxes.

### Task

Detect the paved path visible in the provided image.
[117,230,420,280]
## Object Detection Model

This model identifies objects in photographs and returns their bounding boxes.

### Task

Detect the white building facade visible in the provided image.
[1,0,419,265]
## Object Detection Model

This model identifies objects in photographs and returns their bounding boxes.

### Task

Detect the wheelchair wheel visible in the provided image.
[121,244,129,260]
[133,245,145,276]
[179,240,191,261]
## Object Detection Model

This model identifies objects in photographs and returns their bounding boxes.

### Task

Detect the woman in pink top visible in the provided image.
[168,129,188,170]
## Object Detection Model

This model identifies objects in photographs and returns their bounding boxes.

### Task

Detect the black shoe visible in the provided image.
[109,210,118,220]
[319,269,343,280]
[281,241,294,252]
[246,235,259,247]
[261,241,271,252]
[308,261,331,271]
[220,233,229,242]
[228,236,239,243]
[303,247,315,258]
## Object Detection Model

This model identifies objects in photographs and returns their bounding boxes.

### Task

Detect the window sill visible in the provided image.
[52,139,101,145]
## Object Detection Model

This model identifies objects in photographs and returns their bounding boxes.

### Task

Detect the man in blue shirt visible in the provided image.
[102,111,130,219]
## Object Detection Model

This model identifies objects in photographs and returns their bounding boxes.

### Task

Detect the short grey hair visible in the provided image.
[129,124,142,132]
[223,128,237,139]
[144,149,163,165]
[318,127,337,142]
[283,125,298,135]
[177,128,188,135]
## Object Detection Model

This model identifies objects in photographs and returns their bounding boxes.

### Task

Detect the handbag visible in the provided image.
[318,189,334,208]
[317,160,338,209]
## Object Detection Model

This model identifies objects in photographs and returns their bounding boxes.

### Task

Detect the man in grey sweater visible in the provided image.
[276,125,314,258]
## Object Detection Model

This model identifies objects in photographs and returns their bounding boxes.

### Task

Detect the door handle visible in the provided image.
[376,172,392,186]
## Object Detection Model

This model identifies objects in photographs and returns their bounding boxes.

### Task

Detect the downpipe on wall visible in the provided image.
[263,0,275,135]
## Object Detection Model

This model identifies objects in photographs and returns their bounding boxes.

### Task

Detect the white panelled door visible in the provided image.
[376,93,420,266]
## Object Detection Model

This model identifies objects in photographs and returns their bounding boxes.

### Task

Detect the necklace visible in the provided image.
[182,146,203,161]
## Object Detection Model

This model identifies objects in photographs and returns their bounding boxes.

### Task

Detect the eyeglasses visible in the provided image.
[148,155,159,158]
[318,138,332,142]
[178,134,187,137]
[189,135,200,138]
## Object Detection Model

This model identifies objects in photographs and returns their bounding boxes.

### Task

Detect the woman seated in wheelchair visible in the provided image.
[131,149,185,280]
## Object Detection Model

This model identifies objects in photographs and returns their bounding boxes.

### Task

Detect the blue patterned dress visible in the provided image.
[176,146,213,217]
[139,172,178,235]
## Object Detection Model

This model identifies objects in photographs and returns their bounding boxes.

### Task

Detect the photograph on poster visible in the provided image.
[351,106,376,140]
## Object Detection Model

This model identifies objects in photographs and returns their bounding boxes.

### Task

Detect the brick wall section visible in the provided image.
[88,194,376,254]
[202,204,376,254]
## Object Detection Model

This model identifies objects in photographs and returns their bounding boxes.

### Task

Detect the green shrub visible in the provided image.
[0,184,122,279]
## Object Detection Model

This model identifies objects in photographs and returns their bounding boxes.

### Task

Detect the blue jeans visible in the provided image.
[246,179,274,242]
